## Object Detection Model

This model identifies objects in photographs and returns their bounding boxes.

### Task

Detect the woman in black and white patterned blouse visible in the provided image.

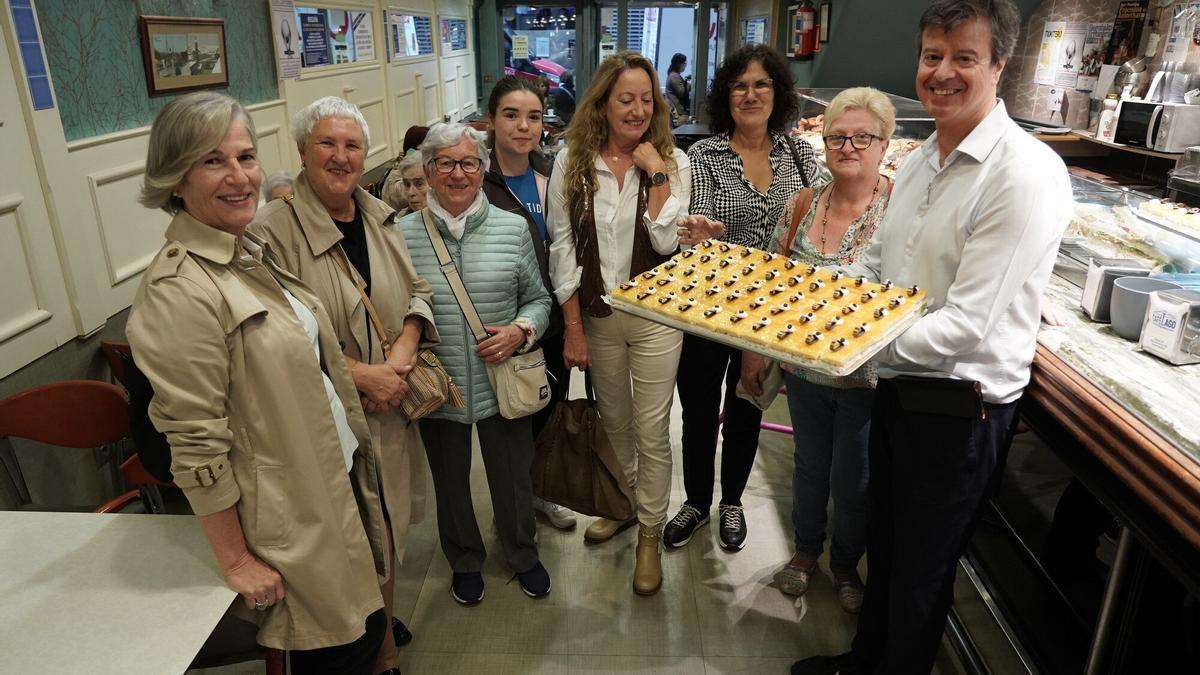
[666,45,821,554]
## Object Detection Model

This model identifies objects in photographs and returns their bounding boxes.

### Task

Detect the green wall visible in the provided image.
[38,0,279,141]
[784,0,1041,98]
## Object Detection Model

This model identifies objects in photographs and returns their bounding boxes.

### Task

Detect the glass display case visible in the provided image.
[1061,173,1200,284]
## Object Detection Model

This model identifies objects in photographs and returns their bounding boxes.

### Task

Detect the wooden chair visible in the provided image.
[0,380,135,511]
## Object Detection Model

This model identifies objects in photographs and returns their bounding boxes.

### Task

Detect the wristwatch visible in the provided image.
[650,171,668,186]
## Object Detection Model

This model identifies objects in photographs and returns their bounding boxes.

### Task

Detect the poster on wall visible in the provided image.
[535,37,550,59]
[270,0,301,79]
[349,11,375,62]
[440,18,467,52]
[300,12,330,67]
[1105,0,1149,65]
[1035,22,1086,88]
[1076,22,1113,91]
[1162,6,1198,63]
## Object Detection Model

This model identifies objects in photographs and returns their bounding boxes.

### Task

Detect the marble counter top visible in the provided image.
[1038,275,1200,461]
[0,512,236,674]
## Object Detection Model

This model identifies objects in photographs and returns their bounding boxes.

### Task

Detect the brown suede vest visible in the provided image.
[569,171,671,317]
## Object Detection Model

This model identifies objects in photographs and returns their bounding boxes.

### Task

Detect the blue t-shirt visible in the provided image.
[503,166,548,241]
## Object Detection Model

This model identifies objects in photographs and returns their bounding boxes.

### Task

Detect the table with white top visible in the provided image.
[0,511,236,674]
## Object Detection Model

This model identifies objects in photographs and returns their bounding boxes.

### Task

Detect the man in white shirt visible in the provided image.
[792,1,1071,674]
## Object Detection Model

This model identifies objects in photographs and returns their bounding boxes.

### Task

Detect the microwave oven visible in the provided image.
[1113,100,1200,153]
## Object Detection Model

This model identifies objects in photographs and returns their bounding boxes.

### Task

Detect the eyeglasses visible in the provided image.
[429,156,483,174]
[920,53,989,70]
[730,78,773,97]
[823,133,883,150]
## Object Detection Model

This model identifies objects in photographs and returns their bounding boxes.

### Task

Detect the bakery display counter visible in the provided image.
[1034,275,1200,547]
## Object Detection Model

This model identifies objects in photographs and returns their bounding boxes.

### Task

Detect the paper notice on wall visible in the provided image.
[270,0,301,79]
[351,11,375,62]
[1031,87,1087,128]
[1035,22,1087,88]
[1164,7,1198,63]
[1076,22,1112,91]
[535,37,550,58]
[512,35,529,60]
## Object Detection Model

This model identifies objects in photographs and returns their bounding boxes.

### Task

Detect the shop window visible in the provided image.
[296,6,377,67]
[501,6,575,90]
[387,12,434,58]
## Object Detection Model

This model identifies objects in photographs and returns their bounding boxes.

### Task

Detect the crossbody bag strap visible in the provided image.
[782,187,815,257]
[283,195,390,354]
[420,208,490,343]
[784,134,812,189]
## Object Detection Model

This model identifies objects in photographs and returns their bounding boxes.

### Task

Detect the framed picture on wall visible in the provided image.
[138,16,229,97]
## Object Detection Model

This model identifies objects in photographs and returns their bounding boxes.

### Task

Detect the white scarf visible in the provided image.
[427,191,486,240]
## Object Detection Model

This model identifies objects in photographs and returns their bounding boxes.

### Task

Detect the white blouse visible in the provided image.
[546,146,691,304]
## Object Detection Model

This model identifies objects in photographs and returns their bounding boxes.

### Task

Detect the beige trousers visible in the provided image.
[584,312,683,528]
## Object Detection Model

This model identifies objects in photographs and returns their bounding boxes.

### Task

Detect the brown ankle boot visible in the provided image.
[633,525,663,596]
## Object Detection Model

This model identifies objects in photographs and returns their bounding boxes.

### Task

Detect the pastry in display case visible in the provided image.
[1059,173,1200,287]
[610,240,928,376]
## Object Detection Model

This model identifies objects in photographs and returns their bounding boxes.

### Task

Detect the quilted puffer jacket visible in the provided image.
[398,199,550,423]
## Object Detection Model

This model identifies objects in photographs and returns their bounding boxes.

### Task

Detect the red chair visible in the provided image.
[0,380,135,511]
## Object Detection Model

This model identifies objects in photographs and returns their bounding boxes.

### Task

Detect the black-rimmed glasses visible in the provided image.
[822,133,883,151]
[429,156,483,174]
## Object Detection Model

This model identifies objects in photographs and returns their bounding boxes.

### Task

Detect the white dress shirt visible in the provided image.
[546,147,691,304]
[847,101,1072,403]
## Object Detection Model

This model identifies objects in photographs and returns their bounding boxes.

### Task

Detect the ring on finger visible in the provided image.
[254,598,268,611]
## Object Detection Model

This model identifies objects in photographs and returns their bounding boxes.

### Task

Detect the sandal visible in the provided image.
[833,571,865,614]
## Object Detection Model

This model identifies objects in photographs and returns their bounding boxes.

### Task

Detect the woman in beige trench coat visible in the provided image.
[128,92,389,673]
[252,96,437,675]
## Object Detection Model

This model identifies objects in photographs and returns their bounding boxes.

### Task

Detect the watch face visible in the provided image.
[652,171,668,186]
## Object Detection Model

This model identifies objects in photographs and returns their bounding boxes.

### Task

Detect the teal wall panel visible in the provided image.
[37,0,279,141]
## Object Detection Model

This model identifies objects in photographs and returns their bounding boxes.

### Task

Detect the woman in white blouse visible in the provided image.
[546,51,719,596]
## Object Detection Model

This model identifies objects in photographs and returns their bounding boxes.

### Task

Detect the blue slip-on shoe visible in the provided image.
[450,572,485,605]
[515,561,551,598]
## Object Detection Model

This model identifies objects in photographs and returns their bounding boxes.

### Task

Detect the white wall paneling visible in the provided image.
[0,16,76,377]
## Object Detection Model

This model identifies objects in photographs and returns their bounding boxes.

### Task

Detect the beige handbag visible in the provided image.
[329,244,464,419]
[420,209,550,419]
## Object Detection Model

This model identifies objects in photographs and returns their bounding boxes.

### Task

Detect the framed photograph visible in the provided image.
[819,2,831,44]
[138,16,228,97]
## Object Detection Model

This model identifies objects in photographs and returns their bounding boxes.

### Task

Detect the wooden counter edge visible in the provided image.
[1029,345,1200,550]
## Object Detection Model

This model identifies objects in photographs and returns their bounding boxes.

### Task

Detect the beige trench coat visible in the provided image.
[252,172,438,563]
[127,212,387,651]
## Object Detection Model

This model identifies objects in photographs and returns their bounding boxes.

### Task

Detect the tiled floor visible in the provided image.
[193,382,977,674]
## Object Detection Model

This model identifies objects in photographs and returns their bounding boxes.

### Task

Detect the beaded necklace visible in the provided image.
[818,176,882,254]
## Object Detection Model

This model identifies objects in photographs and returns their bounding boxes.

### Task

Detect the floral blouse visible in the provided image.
[770,177,892,389]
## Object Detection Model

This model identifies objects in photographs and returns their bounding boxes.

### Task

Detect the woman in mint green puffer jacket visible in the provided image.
[396,122,553,604]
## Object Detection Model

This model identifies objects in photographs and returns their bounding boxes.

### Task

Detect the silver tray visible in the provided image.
[610,294,927,378]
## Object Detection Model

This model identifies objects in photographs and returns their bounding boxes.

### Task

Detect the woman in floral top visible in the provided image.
[743,87,897,614]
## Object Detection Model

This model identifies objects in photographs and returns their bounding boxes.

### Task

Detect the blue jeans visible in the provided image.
[784,372,873,574]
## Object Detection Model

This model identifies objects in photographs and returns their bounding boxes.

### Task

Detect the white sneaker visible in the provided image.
[532,497,577,530]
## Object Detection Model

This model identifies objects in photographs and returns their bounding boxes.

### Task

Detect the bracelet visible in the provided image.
[565,320,581,327]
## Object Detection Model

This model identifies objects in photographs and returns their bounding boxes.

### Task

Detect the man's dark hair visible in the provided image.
[917,0,1021,64]
[706,44,799,136]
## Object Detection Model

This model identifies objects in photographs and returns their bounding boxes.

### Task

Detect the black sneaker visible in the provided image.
[391,616,413,647]
[718,504,747,551]
[662,504,709,549]
[516,561,551,598]
[450,572,485,605]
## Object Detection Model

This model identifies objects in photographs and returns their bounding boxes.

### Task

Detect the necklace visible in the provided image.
[819,177,881,254]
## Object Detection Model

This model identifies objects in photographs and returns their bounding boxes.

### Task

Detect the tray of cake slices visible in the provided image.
[608,240,928,377]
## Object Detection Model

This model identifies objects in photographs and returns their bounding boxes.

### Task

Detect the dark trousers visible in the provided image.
[676,333,763,511]
[290,608,386,675]
[851,378,1019,675]
[419,414,539,574]
[530,332,569,442]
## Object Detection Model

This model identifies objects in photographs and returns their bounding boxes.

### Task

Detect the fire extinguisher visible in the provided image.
[794,0,817,60]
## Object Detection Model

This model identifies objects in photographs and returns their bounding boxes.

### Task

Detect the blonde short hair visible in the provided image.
[140,92,257,213]
[823,87,897,141]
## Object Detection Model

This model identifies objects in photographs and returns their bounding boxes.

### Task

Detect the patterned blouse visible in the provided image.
[688,132,821,249]
[771,178,892,389]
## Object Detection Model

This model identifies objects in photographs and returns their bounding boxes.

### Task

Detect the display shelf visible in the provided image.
[1071,130,1184,161]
